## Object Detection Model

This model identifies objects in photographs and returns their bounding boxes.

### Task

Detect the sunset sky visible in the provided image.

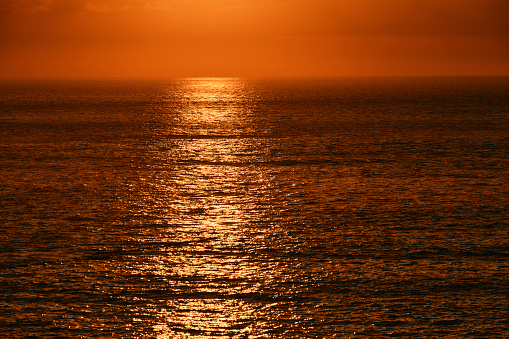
[1,0,508,78]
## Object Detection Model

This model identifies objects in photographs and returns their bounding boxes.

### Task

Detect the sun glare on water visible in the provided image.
[120,78,279,337]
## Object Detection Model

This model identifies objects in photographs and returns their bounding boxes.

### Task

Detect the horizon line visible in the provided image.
[1,74,509,81]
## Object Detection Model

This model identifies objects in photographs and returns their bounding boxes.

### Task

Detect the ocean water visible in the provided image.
[0,77,508,338]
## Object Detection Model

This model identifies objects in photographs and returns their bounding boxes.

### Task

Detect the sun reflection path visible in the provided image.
[128,79,281,338]
[143,163,275,338]
[160,78,263,137]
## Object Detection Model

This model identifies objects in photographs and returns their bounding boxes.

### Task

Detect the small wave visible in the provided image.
[164,134,270,140]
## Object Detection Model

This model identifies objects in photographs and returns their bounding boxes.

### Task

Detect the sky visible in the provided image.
[1,0,508,78]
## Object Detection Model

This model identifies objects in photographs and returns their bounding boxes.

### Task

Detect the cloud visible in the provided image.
[52,0,87,12]
[0,0,147,14]
[0,0,52,14]
[2,0,508,39]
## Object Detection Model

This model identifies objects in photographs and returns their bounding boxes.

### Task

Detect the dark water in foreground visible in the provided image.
[0,77,508,338]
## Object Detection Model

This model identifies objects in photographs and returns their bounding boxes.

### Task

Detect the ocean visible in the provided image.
[0,77,508,338]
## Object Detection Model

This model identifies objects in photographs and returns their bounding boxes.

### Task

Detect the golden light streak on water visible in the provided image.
[130,78,275,337]
[161,78,256,136]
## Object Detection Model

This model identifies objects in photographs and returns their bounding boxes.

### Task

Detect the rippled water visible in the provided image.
[1,77,508,338]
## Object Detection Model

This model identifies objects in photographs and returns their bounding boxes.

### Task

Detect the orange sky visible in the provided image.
[1,0,508,78]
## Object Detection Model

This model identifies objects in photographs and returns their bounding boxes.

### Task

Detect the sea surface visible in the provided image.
[0,77,508,338]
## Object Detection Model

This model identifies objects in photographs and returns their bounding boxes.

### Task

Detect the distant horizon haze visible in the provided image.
[1,0,509,78]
